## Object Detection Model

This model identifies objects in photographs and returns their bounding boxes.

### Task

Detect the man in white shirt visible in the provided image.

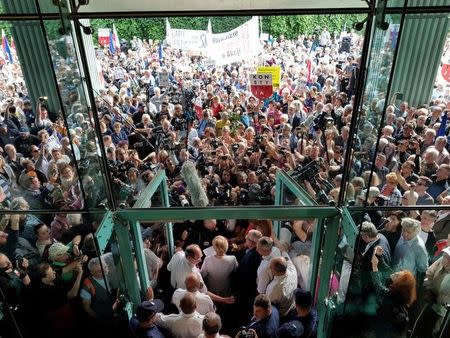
[167,244,206,292]
[172,273,215,315]
[256,236,280,294]
[196,312,229,338]
[167,244,235,305]
[266,254,298,318]
[156,293,204,338]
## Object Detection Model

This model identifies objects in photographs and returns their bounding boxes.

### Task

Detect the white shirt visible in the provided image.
[144,248,162,281]
[167,251,207,292]
[156,311,204,338]
[172,289,215,315]
[265,254,298,317]
[257,250,280,294]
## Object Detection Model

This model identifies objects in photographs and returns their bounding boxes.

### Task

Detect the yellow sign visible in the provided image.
[257,66,281,88]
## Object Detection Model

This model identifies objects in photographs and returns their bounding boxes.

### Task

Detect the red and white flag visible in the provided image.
[98,28,110,47]
[194,97,203,120]
[113,24,121,51]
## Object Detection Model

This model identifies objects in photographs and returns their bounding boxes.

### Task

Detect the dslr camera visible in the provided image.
[237,327,255,338]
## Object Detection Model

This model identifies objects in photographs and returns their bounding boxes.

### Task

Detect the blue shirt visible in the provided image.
[248,305,280,338]
[393,236,428,276]
[130,317,166,338]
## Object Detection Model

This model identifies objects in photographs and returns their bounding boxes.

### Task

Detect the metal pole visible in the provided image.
[160,177,175,257]
[274,171,283,237]
[114,220,141,306]
[131,220,151,294]
[337,0,376,207]
[316,216,341,338]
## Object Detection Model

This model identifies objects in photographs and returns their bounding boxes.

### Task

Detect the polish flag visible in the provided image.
[113,24,120,51]
[194,97,203,120]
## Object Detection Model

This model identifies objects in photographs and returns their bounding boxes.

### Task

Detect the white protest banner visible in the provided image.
[166,19,208,54]
[260,33,269,41]
[249,73,273,100]
[46,133,61,153]
[207,16,262,66]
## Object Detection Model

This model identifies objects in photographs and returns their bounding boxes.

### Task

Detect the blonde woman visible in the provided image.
[200,235,238,298]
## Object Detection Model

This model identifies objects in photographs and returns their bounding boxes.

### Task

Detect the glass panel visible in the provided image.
[80,0,369,12]
[0,0,58,14]
[0,210,106,337]
[90,15,367,206]
[42,20,112,210]
[0,19,90,212]
[344,13,403,204]
[389,0,447,7]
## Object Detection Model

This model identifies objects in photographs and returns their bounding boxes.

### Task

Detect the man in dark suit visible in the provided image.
[347,220,391,301]
[359,221,391,269]
[433,206,450,241]
[233,229,263,328]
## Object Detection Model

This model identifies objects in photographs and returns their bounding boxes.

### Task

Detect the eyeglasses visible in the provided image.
[417,182,425,186]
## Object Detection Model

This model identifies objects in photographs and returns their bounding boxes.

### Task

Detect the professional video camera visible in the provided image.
[340,36,351,53]
[172,116,187,131]
[208,181,233,205]
[290,159,334,204]
[313,111,335,131]
[165,83,183,105]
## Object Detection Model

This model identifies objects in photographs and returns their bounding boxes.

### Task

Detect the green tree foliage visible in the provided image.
[90,14,365,45]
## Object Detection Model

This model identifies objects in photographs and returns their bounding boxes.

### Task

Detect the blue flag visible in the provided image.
[109,30,115,54]
[437,111,448,137]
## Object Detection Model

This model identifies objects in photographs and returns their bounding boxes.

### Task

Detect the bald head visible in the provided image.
[270,256,288,276]
[203,312,222,336]
[180,292,197,315]
[185,273,201,292]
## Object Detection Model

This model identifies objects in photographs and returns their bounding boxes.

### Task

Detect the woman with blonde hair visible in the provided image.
[201,235,238,298]
[380,172,402,206]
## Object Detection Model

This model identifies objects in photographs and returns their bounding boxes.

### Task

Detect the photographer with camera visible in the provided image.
[238,294,278,338]
[35,96,52,129]
[171,104,188,142]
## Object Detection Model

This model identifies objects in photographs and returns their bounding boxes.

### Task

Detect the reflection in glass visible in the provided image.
[44,21,110,209]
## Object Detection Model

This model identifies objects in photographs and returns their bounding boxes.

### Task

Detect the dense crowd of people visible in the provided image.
[0,24,449,338]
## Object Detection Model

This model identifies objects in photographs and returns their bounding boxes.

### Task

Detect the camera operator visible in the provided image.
[154,101,172,126]
[171,104,188,141]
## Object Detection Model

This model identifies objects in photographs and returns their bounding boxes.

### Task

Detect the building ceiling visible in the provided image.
[79,0,369,13]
